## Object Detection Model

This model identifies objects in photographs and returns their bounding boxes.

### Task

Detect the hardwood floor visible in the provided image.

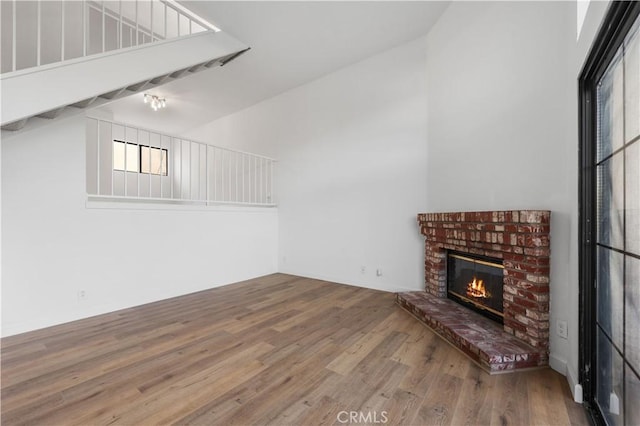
[1,274,588,425]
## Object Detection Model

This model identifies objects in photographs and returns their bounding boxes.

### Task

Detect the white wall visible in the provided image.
[1,114,278,337]
[186,36,430,293]
[424,0,580,388]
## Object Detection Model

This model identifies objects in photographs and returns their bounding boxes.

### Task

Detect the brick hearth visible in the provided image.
[397,210,550,372]
[397,292,546,373]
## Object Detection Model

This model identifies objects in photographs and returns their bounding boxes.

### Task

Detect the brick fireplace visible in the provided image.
[397,210,551,373]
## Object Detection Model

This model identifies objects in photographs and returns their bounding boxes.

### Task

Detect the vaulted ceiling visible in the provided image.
[97,1,450,135]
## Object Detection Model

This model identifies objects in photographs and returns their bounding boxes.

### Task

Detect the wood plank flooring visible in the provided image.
[1,274,588,425]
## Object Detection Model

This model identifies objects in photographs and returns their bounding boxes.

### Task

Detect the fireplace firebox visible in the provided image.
[447,251,504,324]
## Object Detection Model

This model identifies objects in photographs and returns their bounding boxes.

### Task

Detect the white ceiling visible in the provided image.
[97,1,450,135]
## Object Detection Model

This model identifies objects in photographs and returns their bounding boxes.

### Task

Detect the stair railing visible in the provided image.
[1,0,218,75]
[87,117,277,206]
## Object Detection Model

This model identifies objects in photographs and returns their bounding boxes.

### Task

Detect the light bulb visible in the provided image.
[144,94,166,111]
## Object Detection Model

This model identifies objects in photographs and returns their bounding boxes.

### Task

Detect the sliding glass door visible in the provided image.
[580,3,640,425]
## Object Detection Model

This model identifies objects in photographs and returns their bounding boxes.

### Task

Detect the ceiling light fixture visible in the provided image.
[143,94,167,111]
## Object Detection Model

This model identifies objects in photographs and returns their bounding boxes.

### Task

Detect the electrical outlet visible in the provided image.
[557,320,568,339]
[376,268,383,277]
[77,290,87,302]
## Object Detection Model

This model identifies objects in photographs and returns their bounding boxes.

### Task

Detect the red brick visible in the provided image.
[519,211,550,224]
[492,244,512,253]
[523,234,550,248]
[504,318,527,333]
[504,269,527,280]
[514,296,548,311]
[504,301,526,315]
[525,327,546,339]
[482,212,494,222]
[516,289,549,303]
[485,251,504,259]
[518,225,551,234]
[526,309,549,321]
[518,264,550,275]
[526,274,550,284]
[505,263,550,276]
[527,319,550,331]
[511,280,536,290]
[504,254,550,266]
[524,247,551,257]
[504,285,518,295]
[521,282,549,293]
[505,224,519,232]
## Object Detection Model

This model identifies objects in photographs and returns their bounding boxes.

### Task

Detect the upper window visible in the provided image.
[113,140,138,172]
[141,145,168,176]
[113,140,168,176]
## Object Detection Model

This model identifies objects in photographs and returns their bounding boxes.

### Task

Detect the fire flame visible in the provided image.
[467,277,491,299]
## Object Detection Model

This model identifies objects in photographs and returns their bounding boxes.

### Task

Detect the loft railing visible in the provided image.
[86,117,276,206]
[1,0,218,75]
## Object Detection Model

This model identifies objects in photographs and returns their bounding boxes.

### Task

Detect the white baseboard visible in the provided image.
[567,363,583,403]
[549,353,567,375]
[277,269,422,294]
[548,354,583,403]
